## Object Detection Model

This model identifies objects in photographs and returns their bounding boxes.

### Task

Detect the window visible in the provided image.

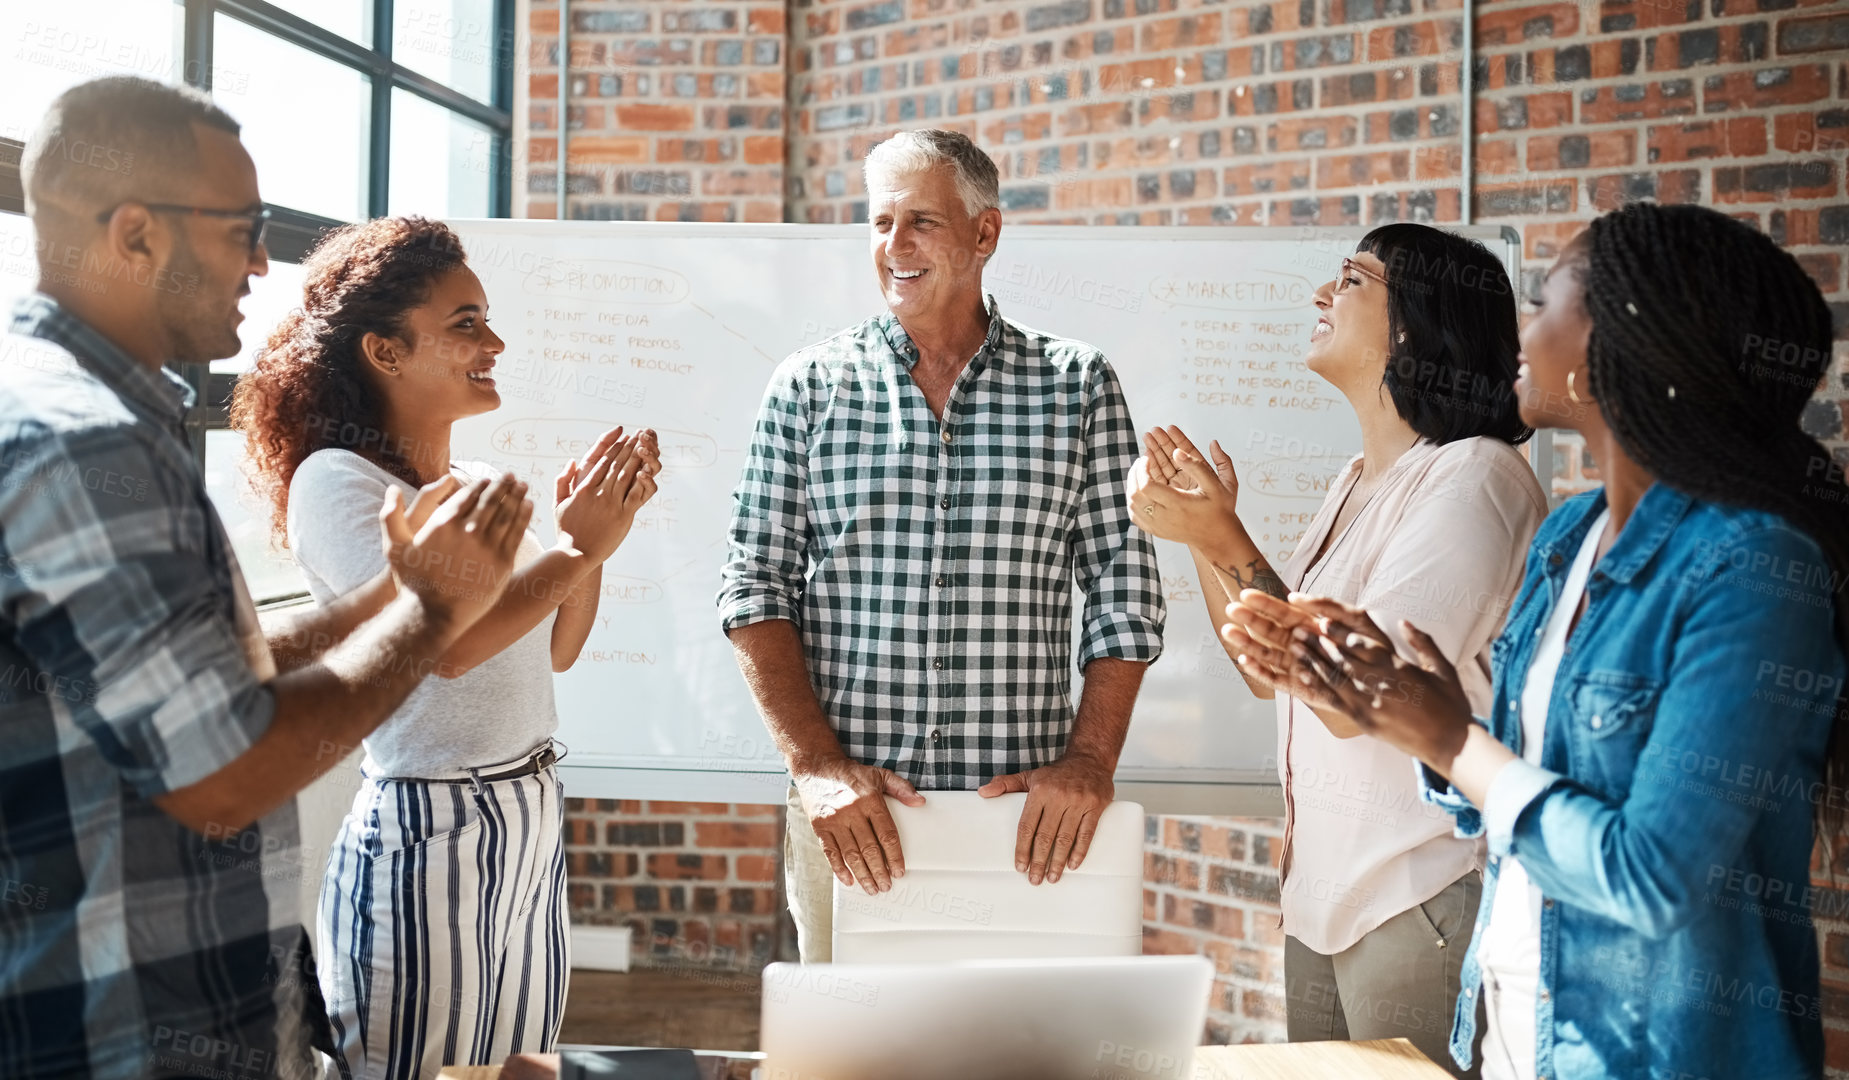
[215,14,373,222]
[0,0,515,604]
[389,87,494,217]
[392,0,499,104]
[0,1,185,143]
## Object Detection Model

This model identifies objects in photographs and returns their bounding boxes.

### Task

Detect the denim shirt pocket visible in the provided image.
[1564,669,1663,800]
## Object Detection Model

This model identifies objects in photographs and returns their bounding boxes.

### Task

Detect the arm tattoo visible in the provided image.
[1216,557,1289,601]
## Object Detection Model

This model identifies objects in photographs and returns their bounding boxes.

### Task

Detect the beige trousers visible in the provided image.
[783,783,837,962]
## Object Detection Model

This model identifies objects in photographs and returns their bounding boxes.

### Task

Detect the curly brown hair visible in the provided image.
[230,215,469,546]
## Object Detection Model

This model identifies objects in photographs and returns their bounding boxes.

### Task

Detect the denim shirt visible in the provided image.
[1423,484,1843,1080]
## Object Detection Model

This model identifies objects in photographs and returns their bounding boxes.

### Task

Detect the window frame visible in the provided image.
[0,0,515,605]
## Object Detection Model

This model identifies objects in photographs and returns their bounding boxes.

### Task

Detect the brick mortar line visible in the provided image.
[793,1,1811,56]
[1145,849,1282,870]
[795,14,1477,51]
[788,178,1848,223]
[797,32,1465,69]
[1143,873,1281,897]
[967,141,1842,171]
[561,90,789,99]
[785,116,1844,168]
[781,66,1842,129]
[794,24,1837,82]
[802,151,1841,179]
[799,4,1475,37]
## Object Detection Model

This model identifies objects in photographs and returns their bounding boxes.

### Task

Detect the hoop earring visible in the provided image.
[1567,370,1584,403]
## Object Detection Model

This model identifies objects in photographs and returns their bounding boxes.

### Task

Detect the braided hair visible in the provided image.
[1580,201,1849,844]
[229,216,469,544]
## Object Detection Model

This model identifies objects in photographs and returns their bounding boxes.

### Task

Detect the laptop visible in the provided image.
[759,955,1213,1080]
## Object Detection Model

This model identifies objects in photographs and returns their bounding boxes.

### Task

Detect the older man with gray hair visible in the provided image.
[718,128,1166,960]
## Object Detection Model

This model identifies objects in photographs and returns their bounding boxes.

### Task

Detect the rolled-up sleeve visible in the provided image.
[1419,757,1488,837]
[0,427,274,797]
[1071,356,1165,668]
[1482,756,1563,854]
[717,364,811,633]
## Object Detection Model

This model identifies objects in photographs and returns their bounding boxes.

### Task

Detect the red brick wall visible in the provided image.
[525,0,788,222]
[1142,814,1287,1043]
[530,0,1849,1057]
[564,799,794,967]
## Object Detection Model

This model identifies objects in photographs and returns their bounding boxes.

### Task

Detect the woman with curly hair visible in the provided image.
[231,216,658,1080]
[1245,203,1847,1079]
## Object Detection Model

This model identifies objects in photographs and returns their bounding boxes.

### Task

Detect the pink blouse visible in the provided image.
[1273,436,1547,955]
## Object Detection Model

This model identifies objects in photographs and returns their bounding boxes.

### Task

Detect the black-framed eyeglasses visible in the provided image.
[1334,256,1389,294]
[95,203,272,256]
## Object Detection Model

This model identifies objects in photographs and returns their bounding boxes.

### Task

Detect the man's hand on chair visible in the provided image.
[978,753,1115,885]
[793,756,925,896]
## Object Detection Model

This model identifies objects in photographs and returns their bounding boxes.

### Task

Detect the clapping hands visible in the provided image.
[555,426,661,564]
[381,473,533,630]
[1126,425,1245,548]
[1229,592,1477,769]
[1220,588,1351,714]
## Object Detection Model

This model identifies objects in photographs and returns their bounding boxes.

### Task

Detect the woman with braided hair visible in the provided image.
[1227,201,1848,1080]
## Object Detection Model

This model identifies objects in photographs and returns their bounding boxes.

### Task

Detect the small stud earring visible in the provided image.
[1397,331,1406,344]
[390,365,399,373]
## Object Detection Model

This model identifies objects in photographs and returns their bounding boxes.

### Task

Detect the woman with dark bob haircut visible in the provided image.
[1255,202,1847,1079]
[1129,223,1546,1076]
[232,216,659,1080]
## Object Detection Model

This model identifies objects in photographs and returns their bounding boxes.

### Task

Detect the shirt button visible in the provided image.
[1464,988,1474,998]
[941,428,952,445]
[940,495,950,510]
[932,657,944,670]
[1508,699,1517,711]
[1590,714,1603,730]
[1540,989,1550,1002]
[1543,898,1554,908]
[935,575,946,587]
[931,729,941,742]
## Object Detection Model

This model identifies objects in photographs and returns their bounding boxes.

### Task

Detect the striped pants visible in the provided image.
[315,764,570,1080]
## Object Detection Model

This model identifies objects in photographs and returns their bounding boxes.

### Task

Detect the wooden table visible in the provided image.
[1193,1038,1452,1078]
[440,1038,1452,1079]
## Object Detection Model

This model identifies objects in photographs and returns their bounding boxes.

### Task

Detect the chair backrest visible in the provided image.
[831,791,1144,963]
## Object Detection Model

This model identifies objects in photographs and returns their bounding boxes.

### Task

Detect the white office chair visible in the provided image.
[831,790,1144,963]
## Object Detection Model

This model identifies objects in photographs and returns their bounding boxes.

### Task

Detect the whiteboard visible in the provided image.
[0,212,1523,810]
[442,221,1523,808]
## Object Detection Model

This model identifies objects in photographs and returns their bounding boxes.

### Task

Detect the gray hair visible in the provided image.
[863,129,1000,217]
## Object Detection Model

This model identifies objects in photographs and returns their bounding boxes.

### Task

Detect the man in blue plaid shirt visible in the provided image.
[1,78,534,1078]
[718,129,1166,960]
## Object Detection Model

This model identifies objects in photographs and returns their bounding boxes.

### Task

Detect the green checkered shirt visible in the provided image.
[718,298,1166,789]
